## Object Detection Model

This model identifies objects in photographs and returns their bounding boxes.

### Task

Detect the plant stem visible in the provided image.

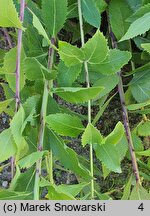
[34,38,55,200]
[78,0,94,199]
[15,0,25,112]
[11,0,25,180]
[2,28,13,49]
[108,21,141,185]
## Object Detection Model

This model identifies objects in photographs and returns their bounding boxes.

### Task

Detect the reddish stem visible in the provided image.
[108,22,141,185]
[11,0,25,179]
[15,0,25,112]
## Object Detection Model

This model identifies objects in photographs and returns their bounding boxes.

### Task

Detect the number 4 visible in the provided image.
[138,203,144,211]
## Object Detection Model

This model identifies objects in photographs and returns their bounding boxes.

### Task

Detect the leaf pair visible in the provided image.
[59,30,131,75]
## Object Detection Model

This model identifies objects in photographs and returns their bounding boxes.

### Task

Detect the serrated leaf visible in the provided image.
[53,87,104,104]
[130,64,150,102]
[23,95,41,117]
[130,185,150,200]
[45,128,90,180]
[4,47,26,92]
[137,120,150,136]
[132,133,144,151]
[57,183,87,197]
[127,3,150,22]
[10,166,35,193]
[0,128,17,163]
[17,151,46,168]
[115,135,128,161]
[121,175,132,200]
[10,106,28,160]
[81,0,101,28]
[46,113,84,137]
[126,0,142,11]
[0,98,14,114]
[81,123,102,147]
[141,43,150,53]
[120,12,150,42]
[0,190,32,200]
[57,61,82,87]
[58,41,84,66]
[90,49,131,74]
[29,8,50,44]
[94,143,122,173]
[42,0,68,36]
[23,25,44,57]
[109,0,132,40]
[82,30,108,64]
[136,149,150,156]
[47,185,74,200]
[23,57,56,81]
[0,0,22,28]
[93,75,119,98]
[102,122,125,145]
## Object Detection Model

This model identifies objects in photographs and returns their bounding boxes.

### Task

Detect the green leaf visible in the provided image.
[94,0,107,13]
[58,41,84,66]
[57,61,82,87]
[10,106,28,160]
[46,113,84,137]
[120,12,150,42]
[115,135,128,161]
[141,43,150,53]
[29,8,50,44]
[53,87,104,104]
[136,149,150,156]
[126,0,142,11]
[23,57,56,81]
[0,98,14,114]
[130,185,150,200]
[82,30,108,64]
[81,123,103,147]
[94,143,122,173]
[93,75,119,98]
[4,47,26,92]
[17,151,46,168]
[127,100,150,110]
[10,167,35,193]
[127,3,150,22]
[56,183,87,198]
[0,190,32,200]
[0,128,17,163]
[102,122,125,145]
[47,185,74,200]
[23,25,44,57]
[0,0,22,28]
[42,0,68,36]
[90,49,131,74]
[81,0,101,28]
[109,0,132,40]
[132,133,144,151]
[102,164,110,179]
[45,128,90,180]
[137,120,150,136]
[130,64,150,102]
[121,175,132,200]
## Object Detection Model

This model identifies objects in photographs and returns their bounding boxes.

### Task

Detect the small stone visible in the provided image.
[2,181,8,188]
